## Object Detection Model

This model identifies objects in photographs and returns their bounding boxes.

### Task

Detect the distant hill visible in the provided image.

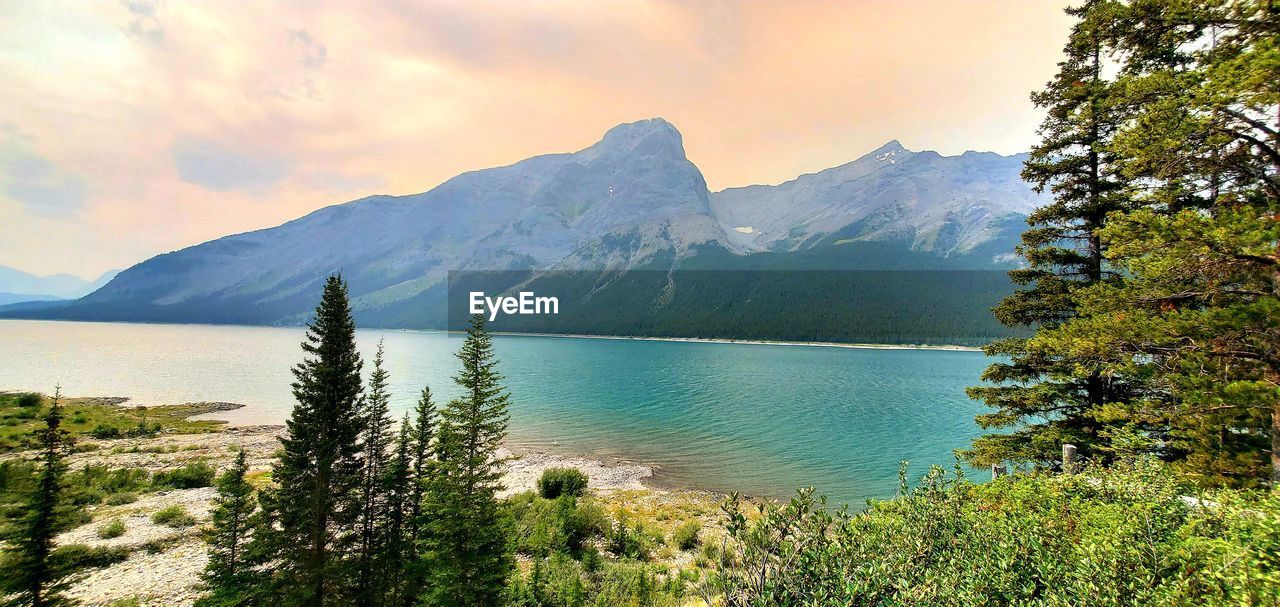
[1,119,1039,344]
[0,266,119,303]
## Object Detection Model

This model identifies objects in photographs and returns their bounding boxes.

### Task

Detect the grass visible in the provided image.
[0,392,227,452]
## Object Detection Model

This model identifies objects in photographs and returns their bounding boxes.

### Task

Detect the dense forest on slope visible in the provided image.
[443,269,1021,346]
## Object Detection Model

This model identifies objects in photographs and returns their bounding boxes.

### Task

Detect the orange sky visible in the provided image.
[0,0,1073,278]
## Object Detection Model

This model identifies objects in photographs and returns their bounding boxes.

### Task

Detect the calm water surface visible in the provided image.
[0,319,991,505]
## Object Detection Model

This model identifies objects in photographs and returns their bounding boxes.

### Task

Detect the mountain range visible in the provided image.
[0,266,120,306]
[2,118,1043,343]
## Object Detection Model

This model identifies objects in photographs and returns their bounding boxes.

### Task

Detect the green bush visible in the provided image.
[508,492,608,557]
[717,461,1280,607]
[49,543,129,571]
[537,467,589,500]
[77,465,151,494]
[97,518,127,539]
[672,520,701,551]
[152,462,215,489]
[606,514,655,561]
[88,424,123,439]
[151,505,195,527]
[16,393,41,408]
[505,553,676,607]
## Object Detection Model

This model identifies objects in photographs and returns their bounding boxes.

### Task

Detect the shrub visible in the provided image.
[105,492,138,505]
[716,461,1280,607]
[593,561,662,606]
[76,465,151,494]
[88,425,122,439]
[16,393,41,408]
[537,467,589,500]
[606,514,653,560]
[97,518,127,539]
[151,505,195,527]
[49,544,129,570]
[508,492,607,557]
[152,462,215,489]
[672,520,701,550]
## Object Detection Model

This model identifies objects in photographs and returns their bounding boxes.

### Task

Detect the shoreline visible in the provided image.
[1,318,983,351]
[486,330,983,352]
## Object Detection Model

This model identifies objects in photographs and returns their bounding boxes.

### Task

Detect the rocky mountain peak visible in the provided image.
[592,117,686,161]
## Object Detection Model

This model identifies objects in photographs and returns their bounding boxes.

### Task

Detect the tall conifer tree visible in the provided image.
[965,0,1140,468]
[1050,0,1280,486]
[408,386,436,546]
[272,275,365,607]
[198,450,262,607]
[355,341,394,607]
[1,390,73,607]
[379,418,414,607]
[418,315,513,607]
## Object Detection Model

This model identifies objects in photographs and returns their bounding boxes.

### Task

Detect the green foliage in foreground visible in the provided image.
[505,491,696,607]
[718,461,1280,607]
[537,467,589,500]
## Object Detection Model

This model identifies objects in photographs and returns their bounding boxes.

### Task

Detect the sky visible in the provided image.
[0,0,1073,279]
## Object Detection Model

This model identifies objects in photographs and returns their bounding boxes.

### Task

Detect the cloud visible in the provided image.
[120,0,164,46]
[0,0,1075,277]
[288,29,327,70]
[171,136,294,193]
[0,130,86,215]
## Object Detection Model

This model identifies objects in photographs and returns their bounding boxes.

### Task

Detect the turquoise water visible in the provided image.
[0,319,992,505]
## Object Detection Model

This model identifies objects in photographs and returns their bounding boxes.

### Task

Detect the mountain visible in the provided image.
[710,140,1037,260]
[1,119,1044,343]
[0,266,120,302]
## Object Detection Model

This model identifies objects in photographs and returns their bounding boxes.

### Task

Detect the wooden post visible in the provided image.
[1063,444,1078,474]
[991,464,1007,480]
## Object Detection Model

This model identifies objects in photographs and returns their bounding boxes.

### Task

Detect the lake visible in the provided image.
[0,319,993,506]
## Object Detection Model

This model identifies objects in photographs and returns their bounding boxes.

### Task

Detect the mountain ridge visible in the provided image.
[1,118,1043,341]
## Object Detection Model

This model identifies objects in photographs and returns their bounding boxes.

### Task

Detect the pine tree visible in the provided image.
[964,0,1141,469]
[418,315,513,607]
[198,450,260,607]
[1049,0,1280,486]
[1,390,73,607]
[408,385,437,546]
[379,418,414,607]
[272,275,366,606]
[399,386,437,607]
[355,341,394,607]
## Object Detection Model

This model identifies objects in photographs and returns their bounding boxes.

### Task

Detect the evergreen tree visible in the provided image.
[399,386,437,607]
[272,275,366,606]
[355,341,394,607]
[1048,0,1280,486]
[0,390,73,607]
[965,0,1141,468]
[198,450,260,607]
[408,385,437,546]
[379,418,414,607]
[418,315,513,607]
